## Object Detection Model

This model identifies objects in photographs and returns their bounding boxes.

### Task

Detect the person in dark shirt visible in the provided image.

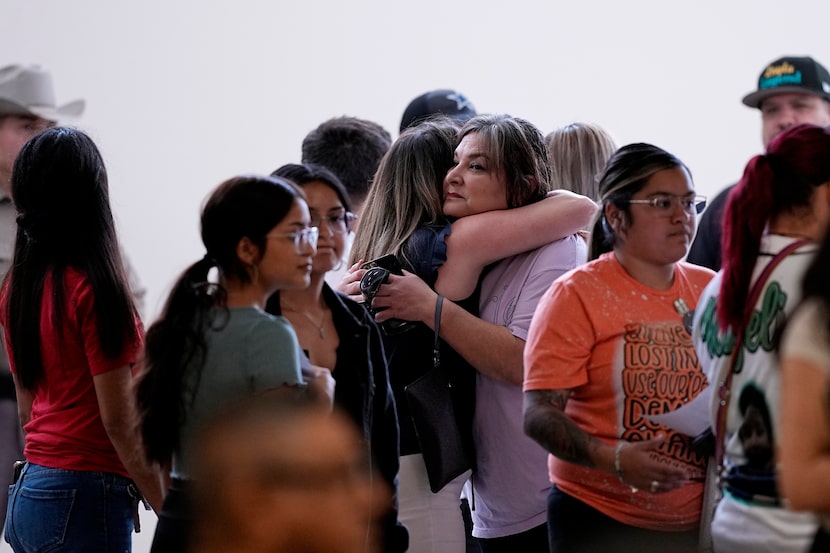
[688,55,830,271]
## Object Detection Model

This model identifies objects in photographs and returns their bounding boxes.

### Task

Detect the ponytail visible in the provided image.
[718,155,775,330]
[588,209,612,261]
[136,256,227,463]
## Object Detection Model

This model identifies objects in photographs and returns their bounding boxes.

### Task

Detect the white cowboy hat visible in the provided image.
[0,64,84,121]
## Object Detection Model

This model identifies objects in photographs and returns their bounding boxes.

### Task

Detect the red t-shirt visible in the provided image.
[0,268,142,476]
[524,253,715,531]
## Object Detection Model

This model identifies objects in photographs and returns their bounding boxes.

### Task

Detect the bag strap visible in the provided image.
[715,239,811,467]
[433,294,444,369]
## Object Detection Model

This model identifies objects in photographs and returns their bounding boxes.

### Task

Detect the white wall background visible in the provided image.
[3,0,829,321]
[1,0,829,549]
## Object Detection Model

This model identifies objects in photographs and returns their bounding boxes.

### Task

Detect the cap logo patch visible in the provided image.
[446,92,473,112]
[760,62,802,90]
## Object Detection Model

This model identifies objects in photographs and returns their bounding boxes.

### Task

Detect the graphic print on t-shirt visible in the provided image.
[696,282,789,480]
[620,320,707,478]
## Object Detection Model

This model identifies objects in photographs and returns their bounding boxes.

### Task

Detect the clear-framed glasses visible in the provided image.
[267,226,319,253]
[626,194,707,215]
[310,212,357,234]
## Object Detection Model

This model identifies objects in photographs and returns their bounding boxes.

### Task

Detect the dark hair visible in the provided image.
[4,127,139,390]
[457,114,551,209]
[589,143,689,260]
[719,124,830,330]
[137,175,305,463]
[271,162,352,213]
[301,117,391,207]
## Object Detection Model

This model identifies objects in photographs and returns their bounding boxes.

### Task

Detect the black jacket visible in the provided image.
[687,184,733,271]
[267,286,408,553]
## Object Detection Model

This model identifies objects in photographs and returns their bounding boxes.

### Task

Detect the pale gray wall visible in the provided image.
[2,0,829,321]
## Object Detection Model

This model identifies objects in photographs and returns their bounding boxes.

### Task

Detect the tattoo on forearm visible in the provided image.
[524,389,599,468]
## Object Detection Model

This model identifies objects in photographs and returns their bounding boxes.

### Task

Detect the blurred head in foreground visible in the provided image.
[189,397,387,553]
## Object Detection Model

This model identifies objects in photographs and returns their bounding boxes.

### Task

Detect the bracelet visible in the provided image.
[614,441,626,482]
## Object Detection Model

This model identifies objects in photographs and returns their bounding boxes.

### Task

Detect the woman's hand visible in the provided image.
[306,365,335,411]
[94,367,166,511]
[334,261,366,302]
[370,271,437,326]
[615,434,690,494]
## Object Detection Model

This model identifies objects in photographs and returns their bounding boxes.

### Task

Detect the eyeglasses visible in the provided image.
[311,212,357,234]
[626,194,707,215]
[267,227,319,253]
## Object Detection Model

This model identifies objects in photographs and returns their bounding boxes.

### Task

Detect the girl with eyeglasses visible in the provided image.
[523,143,715,553]
[136,174,332,553]
[694,124,830,553]
[1,127,165,553]
[266,163,408,553]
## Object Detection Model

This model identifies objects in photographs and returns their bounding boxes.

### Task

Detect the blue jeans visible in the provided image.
[5,463,135,553]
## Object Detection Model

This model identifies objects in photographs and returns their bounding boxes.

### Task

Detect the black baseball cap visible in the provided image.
[742,56,830,108]
[400,89,476,132]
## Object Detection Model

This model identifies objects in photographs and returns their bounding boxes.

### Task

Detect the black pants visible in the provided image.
[461,497,482,553]
[150,478,192,553]
[547,485,698,553]
[810,526,830,553]
[476,523,549,553]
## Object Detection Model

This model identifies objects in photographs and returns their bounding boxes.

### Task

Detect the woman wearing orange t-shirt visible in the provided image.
[522,143,714,553]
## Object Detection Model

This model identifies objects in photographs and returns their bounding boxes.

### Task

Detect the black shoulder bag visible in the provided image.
[404,294,474,492]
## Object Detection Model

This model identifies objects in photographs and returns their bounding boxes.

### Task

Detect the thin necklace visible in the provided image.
[282,300,327,339]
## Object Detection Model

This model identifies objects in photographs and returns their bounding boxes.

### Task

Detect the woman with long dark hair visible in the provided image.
[137,174,326,553]
[1,127,164,552]
[267,163,407,552]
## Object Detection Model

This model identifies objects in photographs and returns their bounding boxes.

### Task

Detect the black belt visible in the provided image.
[722,466,781,506]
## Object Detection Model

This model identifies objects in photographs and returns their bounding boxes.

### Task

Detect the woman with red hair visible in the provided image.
[692,123,830,553]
